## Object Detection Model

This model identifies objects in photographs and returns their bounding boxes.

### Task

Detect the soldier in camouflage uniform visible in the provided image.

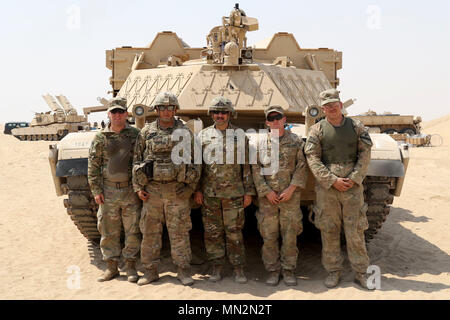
[133,92,201,286]
[251,106,308,286]
[193,96,256,284]
[304,89,374,290]
[87,97,141,283]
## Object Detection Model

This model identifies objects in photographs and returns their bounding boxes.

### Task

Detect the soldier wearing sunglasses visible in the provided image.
[251,105,308,286]
[88,97,141,283]
[132,92,201,286]
[194,96,256,284]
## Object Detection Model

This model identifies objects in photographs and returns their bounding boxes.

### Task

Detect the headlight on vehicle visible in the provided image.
[308,106,319,118]
[134,105,145,116]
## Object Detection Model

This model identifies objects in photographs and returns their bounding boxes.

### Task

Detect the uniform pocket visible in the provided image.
[358,202,369,231]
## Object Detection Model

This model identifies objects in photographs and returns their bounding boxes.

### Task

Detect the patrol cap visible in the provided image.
[264,105,285,118]
[107,97,128,112]
[152,91,179,108]
[319,88,341,106]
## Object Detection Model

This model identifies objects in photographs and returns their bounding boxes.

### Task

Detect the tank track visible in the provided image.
[64,176,100,242]
[363,176,394,241]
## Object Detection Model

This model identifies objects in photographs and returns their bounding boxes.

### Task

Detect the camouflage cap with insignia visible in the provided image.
[208,96,235,115]
[107,97,128,112]
[152,91,179,109]
[319,88,341,106]
[264,105,285,118]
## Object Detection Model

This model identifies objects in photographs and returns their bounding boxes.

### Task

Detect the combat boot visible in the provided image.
[137,268,159,286]
[97,260,119,282]
[233,266,248,284]
[124,260,138,283]
[265,270,280,286]
[209,265,223,282]
[282,269,297,286]
[354,272,375,290]
[324,271,341,288]
[177,266,194,286]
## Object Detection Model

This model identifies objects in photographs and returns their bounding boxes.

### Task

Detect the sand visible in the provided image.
[0,118,449,300]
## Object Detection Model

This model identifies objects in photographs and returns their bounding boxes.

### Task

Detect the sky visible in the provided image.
[1,0,449,124]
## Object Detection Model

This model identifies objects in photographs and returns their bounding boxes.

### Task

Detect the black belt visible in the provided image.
[104,180,131,189]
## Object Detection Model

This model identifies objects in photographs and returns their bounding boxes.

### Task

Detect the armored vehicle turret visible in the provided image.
[12,94,89,141]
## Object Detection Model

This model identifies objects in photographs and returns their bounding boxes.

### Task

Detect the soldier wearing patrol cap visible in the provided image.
[304,88,374,290]
[88,97,141,283]
[193,96,256,284]
[132,91,201,286]
[251,105,308,286]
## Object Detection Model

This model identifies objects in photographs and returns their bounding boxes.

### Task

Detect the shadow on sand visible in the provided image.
[87,205,450,296]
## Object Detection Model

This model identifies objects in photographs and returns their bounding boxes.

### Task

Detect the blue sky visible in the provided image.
[1,0,449,123]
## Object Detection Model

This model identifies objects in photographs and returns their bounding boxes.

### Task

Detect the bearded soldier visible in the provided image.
[193,96,256,284]
[88,97,141,283]
[133,92,201,286]
[305,89,374,290]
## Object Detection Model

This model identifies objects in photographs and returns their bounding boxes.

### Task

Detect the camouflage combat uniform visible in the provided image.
[305,116,373,274]
[88,123,141,263]
[252,129,308,273]
[197,123,256,267]
[133,118,201,271]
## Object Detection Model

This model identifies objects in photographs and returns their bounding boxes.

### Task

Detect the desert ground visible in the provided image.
[0,117,449,300]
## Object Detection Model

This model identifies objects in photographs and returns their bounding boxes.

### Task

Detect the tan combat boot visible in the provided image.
[265,270,280,286]
[177,266,194,286]
[234,266,248,284]
[137,268,159,286]
[282,269,297,286]
[324,271,341,288]
[125,260,138,283]
[97,260,119,282]
[354,272,375,290]
[209,265,223,282]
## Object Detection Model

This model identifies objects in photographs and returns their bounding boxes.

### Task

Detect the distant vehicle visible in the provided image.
[4,122,29,134]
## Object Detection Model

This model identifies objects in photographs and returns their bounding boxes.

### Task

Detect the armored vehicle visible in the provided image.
[4,122,29,135]
[12,94,89,141]
[49,4,409,243]
[352,110,422,136]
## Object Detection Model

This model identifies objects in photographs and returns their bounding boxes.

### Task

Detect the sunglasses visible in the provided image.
[210,110,229,115]
[266,114,283,122]
[156,105,176,111]
[110,109,126,114]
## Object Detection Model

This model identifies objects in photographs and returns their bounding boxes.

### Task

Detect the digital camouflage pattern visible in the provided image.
[207,96,235,116]
[152,91,180,108]
[197,123,255,198]
[197,122,256,266]
[202,196,245,266]
[106,97,128,112]
[133,118,201,270]
[87,124,141,262]
[319,88,341,106]
[97,185,141,262]
[252,130,308,272]
[305,117,373,274]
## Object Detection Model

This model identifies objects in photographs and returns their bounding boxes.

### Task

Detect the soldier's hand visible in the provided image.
[94,193,105,205]
[137,190,150,202]
[279,185,297,202]
[243,195,253,208]
[265,191,280,205]
[332,178,353,192]
[194,191,203,205]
